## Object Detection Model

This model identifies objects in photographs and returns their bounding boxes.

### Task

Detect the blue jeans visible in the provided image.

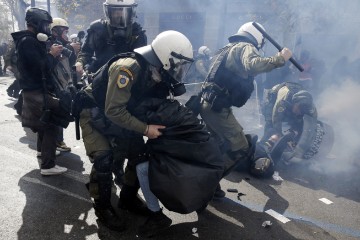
[136,161,161,212]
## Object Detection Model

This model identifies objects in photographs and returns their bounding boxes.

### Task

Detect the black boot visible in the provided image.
[112,158,125,187]
[213,184,225,199]
[118,184,151,216]
[95,172,126,232]
[94,203,126,232]
[138,209,172,238]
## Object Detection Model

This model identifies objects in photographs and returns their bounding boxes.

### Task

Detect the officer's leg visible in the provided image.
[80,109,125,231]
[93,151,113,208]
[201,102,250,174]
[117,137,150,216]
[200,102,249,198]
[260,103,274,143]
[112,147,125,186]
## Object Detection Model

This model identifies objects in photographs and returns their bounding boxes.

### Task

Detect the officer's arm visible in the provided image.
[76,29,95,68]
[272,102,285,136]
[241,44,286,75]
[104,63,147,134]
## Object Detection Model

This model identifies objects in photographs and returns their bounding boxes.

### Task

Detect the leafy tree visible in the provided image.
[54,0,104,31]
[2,0,29,31]
[0,2,15,42]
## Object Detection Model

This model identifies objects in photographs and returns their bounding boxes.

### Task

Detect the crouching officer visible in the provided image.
[261,81,317,144]
[74,62,152,231]
[252,82,318,176]
[104,30,193,237]
[197,22,292,186]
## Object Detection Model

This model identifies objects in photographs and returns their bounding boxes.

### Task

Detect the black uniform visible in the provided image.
[77,19,147,73]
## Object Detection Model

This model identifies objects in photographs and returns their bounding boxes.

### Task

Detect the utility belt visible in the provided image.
[201,83,231,112]
[89,107,140,138]
[72,90,97,118]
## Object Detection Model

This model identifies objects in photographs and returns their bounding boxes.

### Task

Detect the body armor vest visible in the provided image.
[87,20,145,73]
[203,43,255,109]
[91,52,170,112]
[268,81,304,105]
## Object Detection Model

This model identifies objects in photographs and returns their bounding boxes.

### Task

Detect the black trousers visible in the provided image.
[36,125,59,169]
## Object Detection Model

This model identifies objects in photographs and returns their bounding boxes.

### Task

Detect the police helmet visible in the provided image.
[292,90,314,114]
[134,30,193,83]
[69,34,78,42]
[198,46,211,56]
[103,0,137,29]
[228,22,265,49]
[25,8,52,36]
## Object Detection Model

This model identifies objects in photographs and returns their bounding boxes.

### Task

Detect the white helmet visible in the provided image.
[69,33,77,39]
[103,0,137,29]
[228,22,265,49]
[50,17,69,30]
[198,46,211,56]
[134,30,193,82]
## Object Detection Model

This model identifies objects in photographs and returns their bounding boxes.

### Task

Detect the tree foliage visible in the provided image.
[2,0,29,34]
[0,4,12,42]
[54,0,104,31]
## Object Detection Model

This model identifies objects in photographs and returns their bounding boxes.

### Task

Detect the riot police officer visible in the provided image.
[104,30,193,237]
[198,22,292,186]
[194,46,211,81]
[261,82,318,142]
[75,0,146,189]
[75,0,147,74]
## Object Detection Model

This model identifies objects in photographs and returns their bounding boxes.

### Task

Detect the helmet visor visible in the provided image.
[168,59,193,83]
[104,6,134,28]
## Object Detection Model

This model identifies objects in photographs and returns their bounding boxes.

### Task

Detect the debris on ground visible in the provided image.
[262,220,272,228]
[227,188,238,193]
[272,171,284,181]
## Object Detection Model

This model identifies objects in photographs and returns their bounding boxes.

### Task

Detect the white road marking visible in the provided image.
[265,209,291,223]
[22,176,92,203]
[206,205,245,228]
[319,198,333,204]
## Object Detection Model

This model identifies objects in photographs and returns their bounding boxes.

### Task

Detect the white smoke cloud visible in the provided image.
[312,79,360,173]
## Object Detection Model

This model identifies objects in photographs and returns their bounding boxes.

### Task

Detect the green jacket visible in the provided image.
[271,85,317,134]
[104,57,152,134]
[225,42,285,78]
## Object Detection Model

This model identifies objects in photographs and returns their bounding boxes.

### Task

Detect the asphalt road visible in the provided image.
[0,75,359,240]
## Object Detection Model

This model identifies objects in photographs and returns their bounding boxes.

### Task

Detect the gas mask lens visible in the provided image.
[106,6,133,28]
[168,59,192,83]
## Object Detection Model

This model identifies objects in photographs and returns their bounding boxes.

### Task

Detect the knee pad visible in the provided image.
[93,151,113,173]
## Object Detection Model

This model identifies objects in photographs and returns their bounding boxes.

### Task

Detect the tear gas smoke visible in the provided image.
[311,79,360,174]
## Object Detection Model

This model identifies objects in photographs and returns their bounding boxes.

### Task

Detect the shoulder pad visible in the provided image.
[113,57,141,79]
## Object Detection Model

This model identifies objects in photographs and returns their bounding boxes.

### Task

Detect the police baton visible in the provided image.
[252,22,304,72]
[75,117,81,140]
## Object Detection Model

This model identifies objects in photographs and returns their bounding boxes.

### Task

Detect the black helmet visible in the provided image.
[25,8,52,36]
[292,90,314,114]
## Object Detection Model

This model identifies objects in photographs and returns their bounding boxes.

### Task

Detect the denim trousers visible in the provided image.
[136,161,161,212]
